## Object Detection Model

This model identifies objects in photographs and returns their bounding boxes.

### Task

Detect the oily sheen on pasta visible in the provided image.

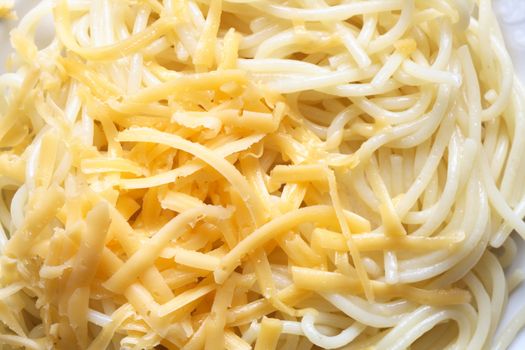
[0,0,524,349]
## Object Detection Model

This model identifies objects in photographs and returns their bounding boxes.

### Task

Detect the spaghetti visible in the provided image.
[0,0,524,349]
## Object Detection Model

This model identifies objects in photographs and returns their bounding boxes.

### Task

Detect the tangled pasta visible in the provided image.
[0,0,525,349]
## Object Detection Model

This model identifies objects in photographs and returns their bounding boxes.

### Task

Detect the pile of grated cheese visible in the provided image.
[1,0,524,349]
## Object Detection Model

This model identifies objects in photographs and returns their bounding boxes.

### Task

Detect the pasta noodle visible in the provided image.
[0,0,524,349]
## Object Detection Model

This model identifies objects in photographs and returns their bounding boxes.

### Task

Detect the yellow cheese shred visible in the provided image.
[291,267,471,305]
[0,0,14,19]
[254,317,282,350]
[104,205,231,293]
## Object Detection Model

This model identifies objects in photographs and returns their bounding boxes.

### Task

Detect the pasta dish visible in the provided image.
[0,0,524,349]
